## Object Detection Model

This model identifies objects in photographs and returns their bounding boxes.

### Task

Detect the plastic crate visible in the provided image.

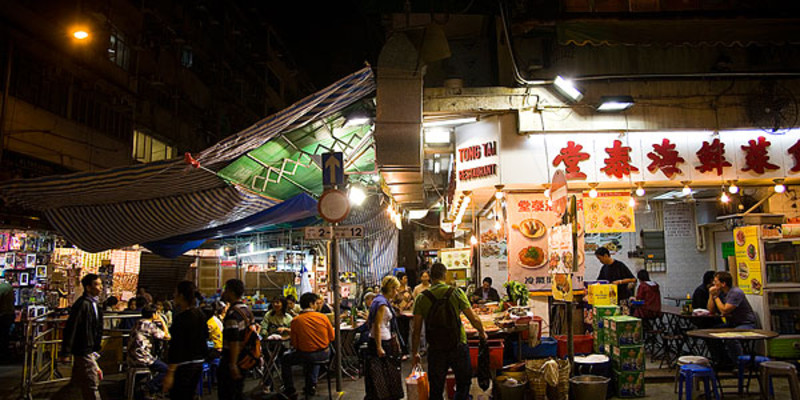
[469,339,504,370]
[767,337,800,358]
[555,334,593,358]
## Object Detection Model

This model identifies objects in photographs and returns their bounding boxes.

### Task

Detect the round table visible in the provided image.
[687,328,778,395]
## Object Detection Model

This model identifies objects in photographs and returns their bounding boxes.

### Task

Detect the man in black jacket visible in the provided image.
[62,274,104,400]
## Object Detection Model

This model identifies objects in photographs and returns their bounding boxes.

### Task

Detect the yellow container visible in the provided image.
[588,284,618,306]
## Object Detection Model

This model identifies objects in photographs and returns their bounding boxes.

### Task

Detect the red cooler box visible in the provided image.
[554,334,593,358]
[469,339,504,370]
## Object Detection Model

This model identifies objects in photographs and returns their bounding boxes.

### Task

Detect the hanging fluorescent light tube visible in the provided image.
[423,117,478,128]
[596,96,635,112]
[554,76,583,102]
[238,247,286,258]
[407,209,429,220]
[425,128,451,144]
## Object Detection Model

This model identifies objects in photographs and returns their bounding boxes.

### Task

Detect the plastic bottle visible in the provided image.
[685,293,693,314]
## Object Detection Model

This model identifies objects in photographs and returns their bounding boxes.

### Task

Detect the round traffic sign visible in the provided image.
[318,189,351,223]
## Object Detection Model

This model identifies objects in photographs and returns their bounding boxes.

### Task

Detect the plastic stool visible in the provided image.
[196,362,213,396]
[310,357,334,400]
[738,355,771,394]
[674,356,711,393]
[125,367,152,400]
[759,361,800,400]
[678,364,721,400]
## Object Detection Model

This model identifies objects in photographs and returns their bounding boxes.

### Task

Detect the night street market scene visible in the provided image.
[2,1,800,400]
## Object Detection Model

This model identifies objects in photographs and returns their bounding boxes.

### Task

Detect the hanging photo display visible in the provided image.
[479,217,508,286]
[507,193,585,293]
[734,226,762,295]
[552,273,573,301]
[583,191,636,233]
[440,247,472,270]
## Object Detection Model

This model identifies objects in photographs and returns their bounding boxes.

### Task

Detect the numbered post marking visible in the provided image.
[334,225,365,239]
[304,226,333,240]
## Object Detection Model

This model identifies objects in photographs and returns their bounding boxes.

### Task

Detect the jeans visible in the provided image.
[170,362,203,400]
[71,353,101,400]
[218,359,245,400]
[147,359,168,393]
[280,348,330,394]
[428,343,472,400]
[710,322,755,365]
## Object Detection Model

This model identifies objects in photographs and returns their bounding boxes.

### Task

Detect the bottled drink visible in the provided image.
[685,293,693,314]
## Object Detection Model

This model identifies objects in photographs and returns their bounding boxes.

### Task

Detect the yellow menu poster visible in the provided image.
[583,191,636,233]
[734,226,762,295]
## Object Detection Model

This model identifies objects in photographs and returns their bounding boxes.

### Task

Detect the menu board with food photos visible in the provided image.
[734,226,762,295]
[583,191,636,233]
[507,193,585,293]
[440,247,472,270]
[479,217,508,287]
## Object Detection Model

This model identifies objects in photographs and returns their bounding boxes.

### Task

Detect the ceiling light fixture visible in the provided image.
[424,128,451,144]
[728,181,739,194]
[407,209,429,220]
[423,117,478,128]
[596,96,635,112]
[635,183,645,197]
[775,179,786,194]
[344,109,372,127]
[470,235,478,246]
[629,196,636,208]
[588,183,599,199]
[348,185,367,206]
[553,76,584,102]
[72,30,89,40]
[720,191,730,203]
[682,182,692,196]
[495,185,505,200]
[494,220,502,231]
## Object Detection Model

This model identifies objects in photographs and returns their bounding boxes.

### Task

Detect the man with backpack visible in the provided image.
[219,279,259,400]
[411,263,487,400]
[281,292,335,399]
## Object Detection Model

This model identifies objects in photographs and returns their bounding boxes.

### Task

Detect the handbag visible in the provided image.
[405,365,429,400]
[366,355,404,400]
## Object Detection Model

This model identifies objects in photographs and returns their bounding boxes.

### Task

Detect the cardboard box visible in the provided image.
[611,344,645,371]
[588,284,618,306]
[614,369,645,397]
[593,305,620,328]
[592,329,605,353]
[606,316,643,346]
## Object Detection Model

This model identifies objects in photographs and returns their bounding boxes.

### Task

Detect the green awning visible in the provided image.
[217,108,376,200]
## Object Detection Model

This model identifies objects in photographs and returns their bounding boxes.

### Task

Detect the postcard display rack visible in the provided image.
[50,248,141,305]
[0,231,58,318]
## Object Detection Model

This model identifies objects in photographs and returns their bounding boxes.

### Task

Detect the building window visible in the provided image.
[181,46,193,68]
[108,29,131,71]
[133,130,176,163]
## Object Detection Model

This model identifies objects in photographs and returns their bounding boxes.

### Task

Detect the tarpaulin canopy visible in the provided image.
[143,193,319,258]
[0,67,375,252]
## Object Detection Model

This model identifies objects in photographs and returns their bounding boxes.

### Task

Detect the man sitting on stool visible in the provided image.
[281,292,335,399]
[707,271,758,368]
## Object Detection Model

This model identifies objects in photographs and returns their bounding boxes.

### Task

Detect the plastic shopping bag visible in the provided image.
[406,365,429,400]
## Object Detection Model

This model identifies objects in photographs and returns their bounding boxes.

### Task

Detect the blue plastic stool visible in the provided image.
[738,355,771,394]
[196,362,213,395]
[678,364,721,400]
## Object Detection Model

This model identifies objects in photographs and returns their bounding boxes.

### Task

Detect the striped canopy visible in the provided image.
[0,67,375,252]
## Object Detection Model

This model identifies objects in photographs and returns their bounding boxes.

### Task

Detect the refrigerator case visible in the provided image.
[746,229,800,357]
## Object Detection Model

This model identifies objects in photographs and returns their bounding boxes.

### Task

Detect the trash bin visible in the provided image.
[495,376,526,400]
[570,375,610,400]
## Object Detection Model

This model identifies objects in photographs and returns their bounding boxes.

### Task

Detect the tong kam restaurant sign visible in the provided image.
[455,118,501,192]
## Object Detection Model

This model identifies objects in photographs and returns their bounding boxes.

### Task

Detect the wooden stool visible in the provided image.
[759,361,800,400]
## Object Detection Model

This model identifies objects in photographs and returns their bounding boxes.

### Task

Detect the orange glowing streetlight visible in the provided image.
[72,30,89,40]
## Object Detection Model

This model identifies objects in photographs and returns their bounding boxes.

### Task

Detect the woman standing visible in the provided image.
[206,300,227,360]
[364,276,403,400]
[162,281,208,400]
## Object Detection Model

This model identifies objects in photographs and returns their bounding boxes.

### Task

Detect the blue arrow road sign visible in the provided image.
[322,152,344,187]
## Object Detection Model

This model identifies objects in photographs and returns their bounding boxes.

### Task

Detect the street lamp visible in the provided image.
[73,30,89,40]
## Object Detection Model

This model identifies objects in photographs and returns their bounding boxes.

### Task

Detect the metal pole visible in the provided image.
[331,224,342,392]
[0,38,13,164]
[567,195,577,365]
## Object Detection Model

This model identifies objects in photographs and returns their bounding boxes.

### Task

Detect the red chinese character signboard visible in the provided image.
[601,140,639,179]
[788,139,800,173]
[553,141,591,180]
[741,136,779,174]
[646,138,685,178]
[695,138,732,176]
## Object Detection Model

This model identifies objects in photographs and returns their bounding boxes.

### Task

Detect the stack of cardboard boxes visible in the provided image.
[605,315,646,398]
[592,305,620,353]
